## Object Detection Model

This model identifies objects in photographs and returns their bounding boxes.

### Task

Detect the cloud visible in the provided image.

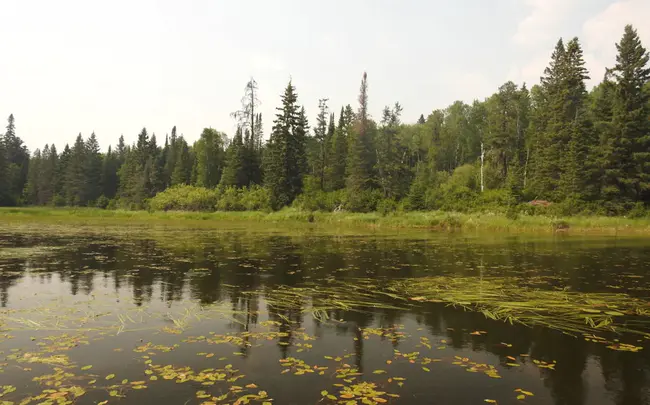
[513,0,581,46]
[510,0,650,88]
[507,53,550,87]
[582,0,650,82]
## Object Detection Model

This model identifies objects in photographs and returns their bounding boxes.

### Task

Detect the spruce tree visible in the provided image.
[3,114,29,205]
[102,146,119,199]
[608,25,650,202]
[264,80,304,209]
[65,134,86,205]
[313,99,330,190]
[163,126,177,187]
[84,132,103,203]
[54,144,71,204]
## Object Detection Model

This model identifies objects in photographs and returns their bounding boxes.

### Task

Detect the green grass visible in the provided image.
[1,206,650,234]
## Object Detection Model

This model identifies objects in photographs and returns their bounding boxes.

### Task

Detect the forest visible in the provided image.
[1,24,649,217]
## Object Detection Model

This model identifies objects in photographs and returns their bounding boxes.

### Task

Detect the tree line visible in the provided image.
[1,24,649,215]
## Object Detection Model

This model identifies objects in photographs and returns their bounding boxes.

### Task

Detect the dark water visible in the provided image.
[2,225,650,405]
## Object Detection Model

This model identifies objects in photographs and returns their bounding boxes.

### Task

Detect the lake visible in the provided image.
[1,223,650,405]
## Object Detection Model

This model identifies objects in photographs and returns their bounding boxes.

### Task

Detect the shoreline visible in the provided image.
[1,207,650,235]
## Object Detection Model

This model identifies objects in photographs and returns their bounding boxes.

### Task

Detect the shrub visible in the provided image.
[239,185,271,211]
[215,187,244,211]
[628,202,649,219]
[51,194,66,207]
[149,185,219,211]
[95,195,110,209]
[345,188,382,213]
[377,198,397,216]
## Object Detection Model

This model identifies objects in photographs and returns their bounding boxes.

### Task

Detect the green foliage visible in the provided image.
[149,185,270,212]
[264,81,307,209]
[346,72,376,193]
[193,128,225,188]
[95,195,110,209]
[293,176,345,212]
[4,24,649,218]
[149,185,219,211]
[377,198,398,216]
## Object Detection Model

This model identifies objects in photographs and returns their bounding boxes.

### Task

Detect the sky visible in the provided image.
[1,0,649,152]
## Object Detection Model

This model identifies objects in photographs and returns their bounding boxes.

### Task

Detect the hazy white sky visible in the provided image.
[1,0,649,152]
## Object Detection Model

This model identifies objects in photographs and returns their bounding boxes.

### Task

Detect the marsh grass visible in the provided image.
[2,207,650,234]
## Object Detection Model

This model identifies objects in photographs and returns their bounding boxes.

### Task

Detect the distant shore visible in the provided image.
[1,207,650,235]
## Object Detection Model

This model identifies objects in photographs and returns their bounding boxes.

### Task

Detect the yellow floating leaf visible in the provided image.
[105,374,115,380]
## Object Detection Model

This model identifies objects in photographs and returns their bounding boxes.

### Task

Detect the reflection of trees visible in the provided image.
[0,260,23,307]
[6,229,650,405]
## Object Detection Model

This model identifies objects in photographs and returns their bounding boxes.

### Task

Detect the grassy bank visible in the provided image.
[1,206,650,235]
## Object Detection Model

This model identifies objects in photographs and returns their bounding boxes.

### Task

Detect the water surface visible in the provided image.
[1,224,650,405]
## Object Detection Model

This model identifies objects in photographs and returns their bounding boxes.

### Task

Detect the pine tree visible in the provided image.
[264,80,305,209]
[607,25,650,202]
[417,114,426,125]
[347,72,375,192]
[84,132,103,203]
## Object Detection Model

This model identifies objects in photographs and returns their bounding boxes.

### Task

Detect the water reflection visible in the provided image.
[1,230,650,404]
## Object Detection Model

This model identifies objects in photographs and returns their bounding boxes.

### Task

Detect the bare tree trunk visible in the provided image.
[481,142,485,193]
[524,147,530,188]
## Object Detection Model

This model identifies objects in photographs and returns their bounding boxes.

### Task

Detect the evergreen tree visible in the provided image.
[347,72,375,192]
[37,144,57,205]
[65,134,86,205]
[264,80,305,209]
[3,114,29,205]
[313,98,330,190]
[376,102,406,198]
[325,106,353,190]
[163,126,178,187]
[54,144,71,204]
[102,146,119,199]
[24,148,42,204]
[84,132,103,203]
[417,114,426,125]
[171,137,192,186]
[0,130,8,205]
[606,25,650,202]
[118,128,153,205]
[220,127,247,187]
